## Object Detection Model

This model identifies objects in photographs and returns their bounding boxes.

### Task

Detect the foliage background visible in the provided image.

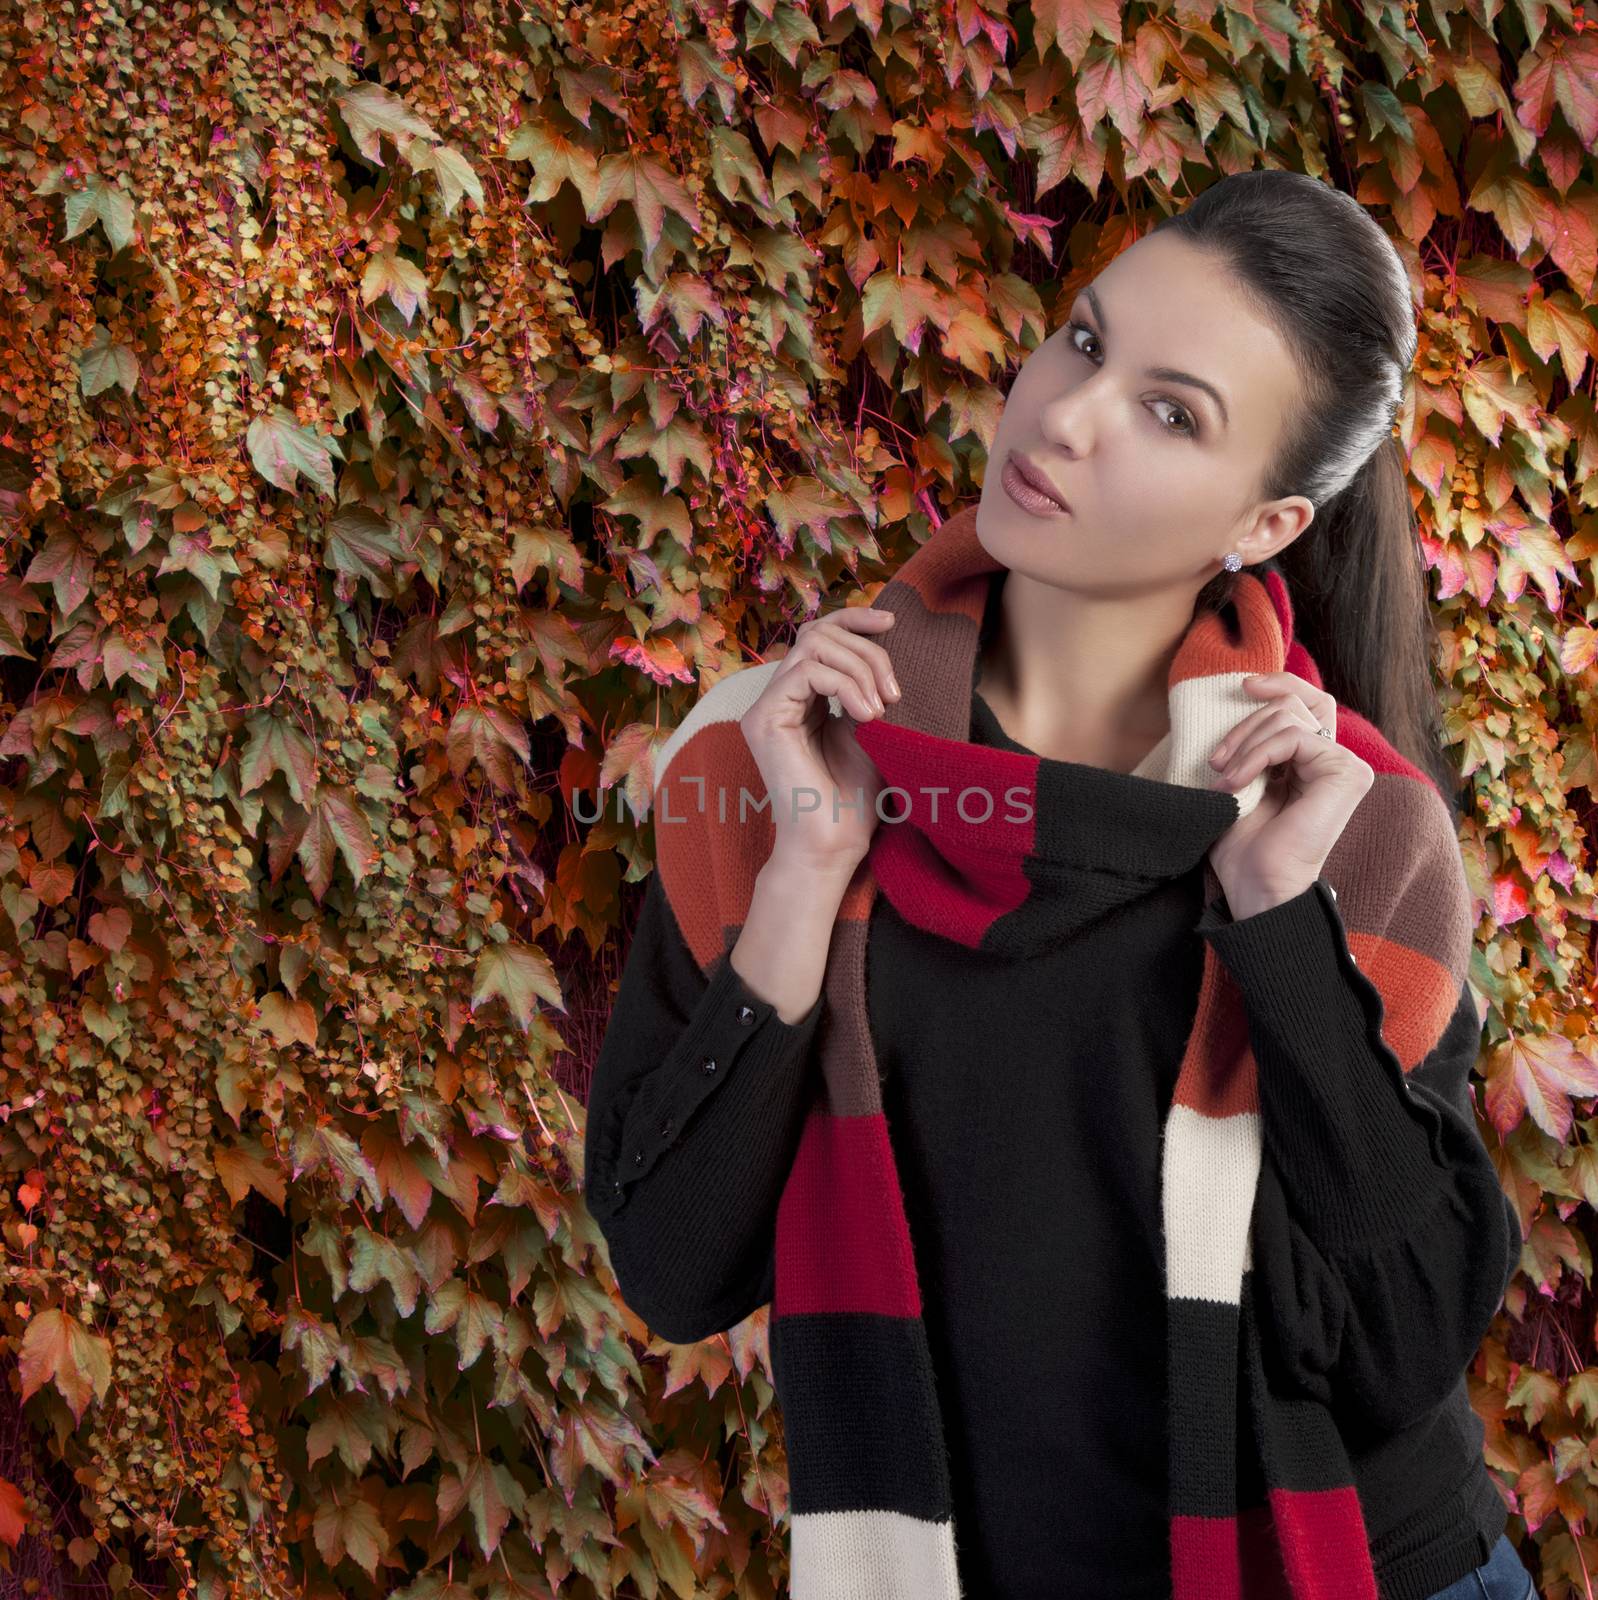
[0,0,1594,1595]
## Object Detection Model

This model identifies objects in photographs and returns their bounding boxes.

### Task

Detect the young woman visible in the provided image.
[584,172,1533,1600]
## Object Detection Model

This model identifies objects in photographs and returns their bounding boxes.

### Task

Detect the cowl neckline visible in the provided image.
[846,505,1291,954]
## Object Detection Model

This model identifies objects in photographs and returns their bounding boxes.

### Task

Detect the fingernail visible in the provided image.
[888,677,901,698]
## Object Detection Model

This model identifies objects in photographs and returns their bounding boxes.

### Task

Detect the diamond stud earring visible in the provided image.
[1222,551,1243,572]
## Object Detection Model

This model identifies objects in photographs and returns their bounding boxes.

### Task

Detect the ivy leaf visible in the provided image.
[86,906,131,951]
[239,714,319,806]
[312,1490,387,1578]
[59,174,136,253]
[472,941,564,1030]
[100,633,166,694]
[590,149,704,252]
[294,786,380,900]
[436,1455,525,1558]
[609,631,694,685]
[597,483,693,558]
[505,120,601,213]
[77,324,139,397]
[423,1278,504,1370]
[304,1390,389,1474]
[1484,1031,1598,1139]
[246,407,342,497]
[348,1227,422,1317]
[155,531,237,601]
[334,82,438,165]
[257,992,319,1048]
[1461,358,1541,443]
[212,1137,288,1209]
[292,1122,384,1209]
[765,478,856,557]
[0,1476,25,1549]
[452,371,501,433]
[365,1123,437,1231]
[614,410,713,492]
[415,142,484,216]
[1493,512,1579,609]
[598,720,662,825]
[859,268,947,355]
[323,504,415,596]
[1031,0,1122,66]
[1511,32,1598,145]
[446,703,531,790]
[1567,1370,1598,1429]
[17,1307,112,1424]
[360,251,430,323]
[23,528,96,618]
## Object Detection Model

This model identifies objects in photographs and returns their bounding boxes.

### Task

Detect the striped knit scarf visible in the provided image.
[649,500,1471,1599]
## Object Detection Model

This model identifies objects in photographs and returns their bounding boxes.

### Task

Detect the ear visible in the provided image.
[1240,495,1315,566]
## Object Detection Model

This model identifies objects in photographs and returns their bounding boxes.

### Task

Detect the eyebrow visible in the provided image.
[1080,285,1230,429]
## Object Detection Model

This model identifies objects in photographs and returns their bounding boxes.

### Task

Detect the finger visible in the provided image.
[787,657,884,722]
[820,605,898,634]
[791,639,887,719]
[1213,710,1319,778]
[817,616,901,701]
[1211,702,1301,764]
[1243,672,1337,727]
[811,633,895,714]
[1213,727,1299,790]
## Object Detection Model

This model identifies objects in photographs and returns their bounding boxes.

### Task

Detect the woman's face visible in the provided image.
[977,230,1315,595]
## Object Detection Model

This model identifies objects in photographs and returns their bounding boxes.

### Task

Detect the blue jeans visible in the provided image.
[1420,1532,1537,1600]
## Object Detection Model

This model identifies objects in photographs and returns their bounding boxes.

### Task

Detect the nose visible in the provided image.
[1037,379,1098,458]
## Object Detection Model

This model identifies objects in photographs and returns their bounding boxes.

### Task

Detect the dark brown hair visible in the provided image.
[1151,171,1463,818]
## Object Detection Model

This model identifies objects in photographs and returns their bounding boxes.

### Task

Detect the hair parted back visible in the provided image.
[1148,169,1462,815]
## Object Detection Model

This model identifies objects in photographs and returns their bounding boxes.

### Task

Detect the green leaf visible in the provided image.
[78,324,139,396]
[446,703,531,790]
[360,251,430,323]
[100,633,166,693]
[239,714,319,806]
[471,942,564,1030]
[246,407,342,497]
[60,175,135,253]
[419,143,484,216]
[437,1455,525,1558]
[348,1227,422,1317]
[295,786,379,898]
[281,1303,347,1394]
[590,149,704,252]
[155,532,238,601]
[334,82,438,165]
[293,1121,384,1210]
[423,1278,504,1370]
[505,120,601,212]
[323,504,415,596]
[312,1491,387,1578]
[23,528,96,617]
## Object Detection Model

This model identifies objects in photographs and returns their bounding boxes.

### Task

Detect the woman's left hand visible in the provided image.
[1207,672,1374,921]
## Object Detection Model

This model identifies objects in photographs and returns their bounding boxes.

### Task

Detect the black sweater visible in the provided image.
[583,689,1519,1599]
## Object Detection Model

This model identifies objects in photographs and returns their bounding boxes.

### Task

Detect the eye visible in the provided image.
[1062,319,1200,439]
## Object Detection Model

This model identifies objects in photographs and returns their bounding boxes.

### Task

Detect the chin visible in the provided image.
[973,488,1032,562]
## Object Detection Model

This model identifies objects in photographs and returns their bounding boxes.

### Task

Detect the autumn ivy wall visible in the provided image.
[0,0,1592,1595]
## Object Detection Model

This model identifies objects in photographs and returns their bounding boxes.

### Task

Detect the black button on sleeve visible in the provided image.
[582,871,826,1342]
[607,949,819,1200]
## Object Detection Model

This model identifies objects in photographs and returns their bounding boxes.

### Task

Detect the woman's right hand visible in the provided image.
[740,603,901,874]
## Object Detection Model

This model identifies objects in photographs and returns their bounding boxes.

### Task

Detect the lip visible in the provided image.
[1010,451,1074,512]
[1007,450,1071,512]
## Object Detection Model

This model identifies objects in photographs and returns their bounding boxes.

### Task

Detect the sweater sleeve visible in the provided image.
[582,870,825,1345]
[1196,877,1521,1440]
